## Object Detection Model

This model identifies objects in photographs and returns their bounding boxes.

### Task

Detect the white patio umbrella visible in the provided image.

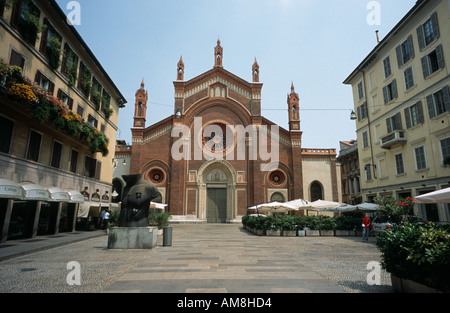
[256,201,299,213]
[415,187,450,204]
[150,202,168,210]
[306,199,342,211]
[321,202,380,213]
[356,202,380,211]
[285,198,311,209]
[321,203,357,212]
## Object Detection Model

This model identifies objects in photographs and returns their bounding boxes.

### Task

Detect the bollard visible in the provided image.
[163,226,172,246]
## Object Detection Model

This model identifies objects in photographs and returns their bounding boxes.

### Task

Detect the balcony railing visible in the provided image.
[380,130,407,149]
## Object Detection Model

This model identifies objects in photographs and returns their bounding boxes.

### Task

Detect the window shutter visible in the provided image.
[421,55,429,79]
[417,101,424,124]
[95,161,102,180]
[48,81,55,96]
[404,107,411,129]
[68,97,74,110]
[417,25,425,51]
[61,43,68,74]
[395,112,402,130]
[363,102,368,119]
[436,44,445,70]
[443,86,450,112]
[405,67,414,89]
[57,89,62,99]
[386,118,392,134]
[427,94,436,118]
[39,19,49,54]
[35,70,42,84]
[391,79,398,100]
[396,45,403,68]
[407,35,415,59]
[383,86,388,104]
[431,12,439,39]
[395,45,404,68]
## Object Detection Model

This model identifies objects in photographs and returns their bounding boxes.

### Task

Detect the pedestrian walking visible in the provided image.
[362,213,371,242]
[99,209,105,229]
[103,210,110,230]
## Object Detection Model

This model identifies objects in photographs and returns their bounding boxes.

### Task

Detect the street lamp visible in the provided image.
[350,110,357,120]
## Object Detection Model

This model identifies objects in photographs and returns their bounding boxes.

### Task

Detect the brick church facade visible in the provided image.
[114,40,341,222]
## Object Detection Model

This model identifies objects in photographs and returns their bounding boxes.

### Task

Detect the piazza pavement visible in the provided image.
[0,223,392,294]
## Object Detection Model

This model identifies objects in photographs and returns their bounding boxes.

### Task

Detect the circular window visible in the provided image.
[147,168,165,185]
[201,122,236,157]
[269,170,286,187]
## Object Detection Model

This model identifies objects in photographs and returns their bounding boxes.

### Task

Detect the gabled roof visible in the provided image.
[175,65,260,91]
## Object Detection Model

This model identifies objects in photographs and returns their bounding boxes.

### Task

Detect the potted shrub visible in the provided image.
[148,212,171,235]
[264,216,281,236]
[281,215,297,237]
[377,222,450,293]
[334,216,357,236]
[302,216,319,236]
[319,217,335,236]
[295,216,307,237]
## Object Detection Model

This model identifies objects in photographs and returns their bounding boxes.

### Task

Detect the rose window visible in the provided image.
[202,123,228,154]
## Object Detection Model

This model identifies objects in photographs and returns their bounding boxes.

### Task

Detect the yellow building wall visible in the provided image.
[348,0,450,201]
[0,1,123,188]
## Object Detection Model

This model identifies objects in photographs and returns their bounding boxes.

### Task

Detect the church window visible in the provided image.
[148,168,165,185]
[269,170,286,187]
[310,181,323,202]
[202,123,228,154]
[270,192,285,203]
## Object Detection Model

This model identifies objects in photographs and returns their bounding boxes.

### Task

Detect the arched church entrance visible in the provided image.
[198,160,236,223]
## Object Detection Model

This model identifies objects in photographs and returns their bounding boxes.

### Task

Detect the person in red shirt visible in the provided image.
[362,214,371,242]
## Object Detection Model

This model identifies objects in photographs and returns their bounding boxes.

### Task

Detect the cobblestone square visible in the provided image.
[0,224,392,293]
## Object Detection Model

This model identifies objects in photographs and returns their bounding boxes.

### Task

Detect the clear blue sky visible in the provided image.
[56,0,416,150]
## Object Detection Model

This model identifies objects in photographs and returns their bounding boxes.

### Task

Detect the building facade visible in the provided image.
[344,0,450,222]
[0,0,126,241]
[114,40,341,223]
[337,140,362,205]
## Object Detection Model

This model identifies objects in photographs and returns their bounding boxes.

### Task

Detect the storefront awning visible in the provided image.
[77,201,101,218]
[0,178,23,199]
[47,187,70,202]
[19,183,50,201]
[66,190,85,204]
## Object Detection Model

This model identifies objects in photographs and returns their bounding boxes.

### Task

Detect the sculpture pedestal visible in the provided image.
[107,227,158,249]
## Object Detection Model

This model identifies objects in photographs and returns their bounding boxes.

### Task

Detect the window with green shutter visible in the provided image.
[417,12,440,51]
